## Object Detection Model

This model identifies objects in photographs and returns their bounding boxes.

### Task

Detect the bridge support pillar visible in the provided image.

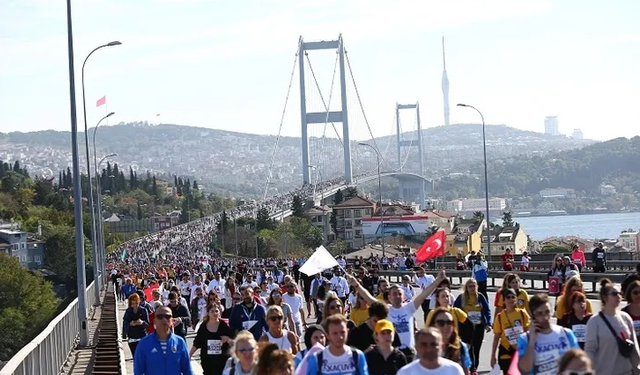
[299,35,352,185]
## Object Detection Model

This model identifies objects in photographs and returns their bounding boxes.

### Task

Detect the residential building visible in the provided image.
[0,228,44,269]
[544,116,559,135]
[572,129,584,140]
[482,224,528,254]
[447,198,506,215]
[423,210,456,232]
[539,187,576,198]
[600,184,617,196]
[332,196,375,249]
[151,215,179,232]
[445,218,485,255]
[305,205,334,243]
[619,230,640,252]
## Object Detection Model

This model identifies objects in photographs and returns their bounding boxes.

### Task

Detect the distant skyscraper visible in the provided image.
[572,128,584,140]
[544,116,559,135]
[441,36,450,126]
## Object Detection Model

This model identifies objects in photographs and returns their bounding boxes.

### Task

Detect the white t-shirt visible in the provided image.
[208,279,225,297]
[397,358,464,375]
[388,302,417,348]
[330,276,348,298]
[414,274,436,299]
[178,280,191,296]
[283,293,304,324]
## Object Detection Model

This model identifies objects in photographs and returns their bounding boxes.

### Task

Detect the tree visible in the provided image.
[193,180,199,190]
[344,187,359,200]
[0,253,58,361]
[152,176,158,198]
[43,225,91,285]
[472,211,484,222]
[334,189,344,205]
[289,216,323,249]
[291,195,305,217]
[137,202,143,220]
[502,211,514,227]
[256,207,275,231]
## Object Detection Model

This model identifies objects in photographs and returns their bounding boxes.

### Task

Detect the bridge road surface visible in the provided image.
[119,286,602,375]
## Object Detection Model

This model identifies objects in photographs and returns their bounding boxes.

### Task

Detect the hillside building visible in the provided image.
[544,116,560,135]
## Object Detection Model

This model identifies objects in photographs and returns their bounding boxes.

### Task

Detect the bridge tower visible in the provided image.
[299,35,352,185]
[395,102,426,207]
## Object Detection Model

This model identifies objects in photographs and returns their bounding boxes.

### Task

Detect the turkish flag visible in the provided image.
[416,229,446,263]
[507,351,521,375]
[96,96,106,107]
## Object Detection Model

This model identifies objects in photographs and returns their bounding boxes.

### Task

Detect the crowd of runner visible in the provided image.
[109,228,639,375]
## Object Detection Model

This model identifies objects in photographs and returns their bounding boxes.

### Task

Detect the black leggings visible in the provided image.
[469,324,486,371]
[128,341,139,356]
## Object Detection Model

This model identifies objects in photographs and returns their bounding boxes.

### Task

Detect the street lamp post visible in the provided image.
[95,152,117,281]
[93,112,115,282]
[358,142,385,257]
[457,103,491,259]
[65,0,89,346]
[81,40,120,299]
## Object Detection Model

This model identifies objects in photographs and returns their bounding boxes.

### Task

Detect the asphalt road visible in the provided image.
[119,287,603,375]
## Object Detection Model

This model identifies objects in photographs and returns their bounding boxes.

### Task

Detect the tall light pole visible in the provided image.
[93,112,115,279]
[81,40,121,298]
[65,0,89,346]
[95,152,117,282]
[358,142,385,257]
[457,103,491,259]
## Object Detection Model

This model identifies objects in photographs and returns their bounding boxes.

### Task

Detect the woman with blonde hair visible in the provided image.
[222,330,257,375]
[256,342,294,375]
[558,348,593,374]
[267,288,296,333]
[493,273,515,317]
[495,274,529,315]
[454,279,492,375]
[259,305,298,354]
[428,307,472,375]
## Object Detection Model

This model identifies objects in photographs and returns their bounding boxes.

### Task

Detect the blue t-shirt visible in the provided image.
[305,347,369,375]
[517,325,579,375]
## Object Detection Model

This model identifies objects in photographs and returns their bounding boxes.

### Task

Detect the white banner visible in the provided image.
[299,246,339,276]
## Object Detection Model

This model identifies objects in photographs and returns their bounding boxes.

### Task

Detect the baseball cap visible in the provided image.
[374,319,395,334]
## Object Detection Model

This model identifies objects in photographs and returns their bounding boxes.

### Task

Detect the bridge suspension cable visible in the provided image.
[263,40,301,201]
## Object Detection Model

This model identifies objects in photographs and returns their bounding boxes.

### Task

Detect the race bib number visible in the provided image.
[504,326,523,346]
[572,324,587,342]
[207,339,222,355]
[468,311,482,325]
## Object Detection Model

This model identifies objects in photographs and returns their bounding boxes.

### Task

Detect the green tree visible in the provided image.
[502,211,514,227]
[473,211,484,222]
[344,187,359,200]
[334,189,344,205]
[289,216,323,249]
[256,207,275,231]
[0,253,59,361]
[291,195,305,217]
[43,225,91,285]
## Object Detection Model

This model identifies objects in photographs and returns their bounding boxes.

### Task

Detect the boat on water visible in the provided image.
[548,210,568,216]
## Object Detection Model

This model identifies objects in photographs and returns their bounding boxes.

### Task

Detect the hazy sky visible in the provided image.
[1,0,638,141]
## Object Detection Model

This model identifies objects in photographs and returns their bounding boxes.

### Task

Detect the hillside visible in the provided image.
[0,122,594,197]
[434,136,640,210]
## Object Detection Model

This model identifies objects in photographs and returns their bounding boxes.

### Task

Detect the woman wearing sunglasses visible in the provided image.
[267,288,296,333]
[428,307,472,375]
[454,279,492,375]
[222,330,257,375]
[259,305,299,354]
[490,288,530,375]
[190,303,234,375]
[586,278,640,375]
[322,293,357,333]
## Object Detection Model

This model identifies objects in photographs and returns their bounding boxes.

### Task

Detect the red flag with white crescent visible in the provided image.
[416,229,446,263]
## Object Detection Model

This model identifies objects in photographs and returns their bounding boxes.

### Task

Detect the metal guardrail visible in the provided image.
[0,278,100,375]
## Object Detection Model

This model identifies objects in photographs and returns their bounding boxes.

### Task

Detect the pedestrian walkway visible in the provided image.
[59,290,105,375]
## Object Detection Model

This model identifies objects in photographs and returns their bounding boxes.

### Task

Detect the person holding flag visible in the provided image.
[348,263,447,363]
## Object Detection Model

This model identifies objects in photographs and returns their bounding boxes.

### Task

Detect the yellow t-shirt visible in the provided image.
[497,290,530,311]
[426,306,468,327]
[493,308,530,359]
[376,293,385,301]
[555,296,593,318]
[460,295,484,325]
[349,307,369,327]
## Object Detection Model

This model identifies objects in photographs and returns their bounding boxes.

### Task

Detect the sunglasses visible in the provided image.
[562,372,593,375]
[435,319,454,327]
[237,346,255,353]
[272,293,281,298]
[269,316,284,321]
[156,314,172,320]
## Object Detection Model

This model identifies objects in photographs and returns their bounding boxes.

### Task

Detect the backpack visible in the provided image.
[316,349,360,375]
